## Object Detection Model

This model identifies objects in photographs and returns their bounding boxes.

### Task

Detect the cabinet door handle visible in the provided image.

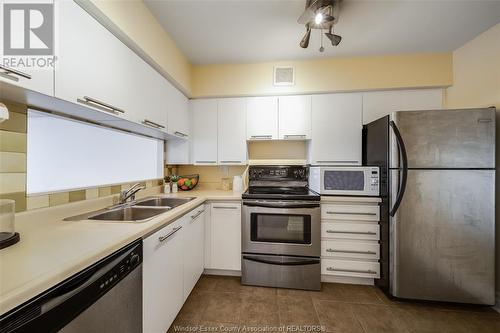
[142,119,165,129]
[250,135,272,139]
[284,135,306,139]
[316,161,359,164]
[213,206,238,210]
[326,267,377,275]
[195,161,216,164]
[190,210,205,220]
[326,211,377,216]
[326,230,377,235]
[174,131,188,138]
[77,96,125,114]
[326,249,377,255]
[0,64,31,80]
[219,160,242,164]
[158,226,182,242]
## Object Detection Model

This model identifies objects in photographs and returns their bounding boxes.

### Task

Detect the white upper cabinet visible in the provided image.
[278,95,312,140]
[362,89,443,124]
[246,97,278,140]
[218,98,247,165]
[191,99,218,165]
[309,93,362,165]
[0,1,54,96]
[167,82,190,139]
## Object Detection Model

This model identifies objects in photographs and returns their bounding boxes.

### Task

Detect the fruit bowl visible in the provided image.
[177,174,199,191]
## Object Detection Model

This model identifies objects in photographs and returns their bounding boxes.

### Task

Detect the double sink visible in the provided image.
[64,197,195,222]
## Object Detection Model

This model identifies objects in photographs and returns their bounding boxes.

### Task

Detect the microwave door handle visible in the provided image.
[389,120,408,217]
[243,255,320,266]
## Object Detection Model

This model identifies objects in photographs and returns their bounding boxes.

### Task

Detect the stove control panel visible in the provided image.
[249,166,308,181]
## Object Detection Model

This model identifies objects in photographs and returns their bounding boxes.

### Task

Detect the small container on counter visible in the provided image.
[0,199,19,250]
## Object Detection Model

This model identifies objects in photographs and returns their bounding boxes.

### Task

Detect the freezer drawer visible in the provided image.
[390,169,495,304]
[321,222,379,240]
[321,259,380,278]
[321,204,379,221]
[321,240,380,260]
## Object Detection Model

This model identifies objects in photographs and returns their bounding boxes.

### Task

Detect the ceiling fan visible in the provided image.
[298,0,342,52]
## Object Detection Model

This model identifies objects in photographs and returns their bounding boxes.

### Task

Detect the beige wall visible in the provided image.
[176,165,247,190]
[191,53,453,98]
[444,23,500,304]
[87,0,192,95]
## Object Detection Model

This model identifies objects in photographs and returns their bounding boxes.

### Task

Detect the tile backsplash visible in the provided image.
[0,99,162,212]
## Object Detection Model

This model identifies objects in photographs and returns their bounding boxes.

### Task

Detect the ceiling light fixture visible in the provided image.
[314,12,323,25]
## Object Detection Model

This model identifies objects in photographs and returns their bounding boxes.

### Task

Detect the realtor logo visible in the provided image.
[3,3,54,56]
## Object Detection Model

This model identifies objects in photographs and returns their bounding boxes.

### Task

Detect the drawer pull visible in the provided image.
[195,161,217,164]
[250,135,272,139]
[326,267,377,275]
[326,249,377,255]
[174,131,188,138]
[326,211,377,216]
[219,161,242,164]
[190,210,204,220]
[284,135,306,139]
[326,230,377,235]
[0,64,32,80]
[158,226,182,242]
[213,206,238,210]
[142,119,165,129]
[316,161,359,164]
[77,96,125,114]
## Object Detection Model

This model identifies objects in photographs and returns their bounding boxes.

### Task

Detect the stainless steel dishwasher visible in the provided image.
[0,239,142,333]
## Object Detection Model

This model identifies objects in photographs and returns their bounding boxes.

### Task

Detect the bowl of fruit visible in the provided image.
[177,174,199,191]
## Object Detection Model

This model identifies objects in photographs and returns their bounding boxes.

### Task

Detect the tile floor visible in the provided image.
[169,275,500,333]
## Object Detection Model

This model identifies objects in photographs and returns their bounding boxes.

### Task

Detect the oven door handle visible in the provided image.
[242,201,320,209]
[243,255,320,266]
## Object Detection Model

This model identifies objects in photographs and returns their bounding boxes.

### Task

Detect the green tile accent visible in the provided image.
[0,152,26,172]
[69,190,86,202]
[111,185,122,194]
[0,111,27,133]
[98,187,112,197]
[49,192,70,206]
[0,131,27,152]
[0,192,27,212]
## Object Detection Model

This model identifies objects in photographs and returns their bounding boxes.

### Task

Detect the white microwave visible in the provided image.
[309,166,380,196]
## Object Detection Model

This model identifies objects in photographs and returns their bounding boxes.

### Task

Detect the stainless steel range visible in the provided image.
[241,165,321,291]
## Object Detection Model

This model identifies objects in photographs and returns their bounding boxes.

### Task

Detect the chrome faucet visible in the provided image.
[119,183,146,204]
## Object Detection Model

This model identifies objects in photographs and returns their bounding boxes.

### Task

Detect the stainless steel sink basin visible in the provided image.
[134,197,195,208]
[88,206,170,222]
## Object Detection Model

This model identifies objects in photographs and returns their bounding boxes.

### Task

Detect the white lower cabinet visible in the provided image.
[143,205,205,333]
[183,206,206,301]
[143,218,184,333]
[210,202,242,270]
[321,198,381,281]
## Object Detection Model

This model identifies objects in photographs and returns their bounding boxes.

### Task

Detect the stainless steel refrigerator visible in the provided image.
[363,107,496,305]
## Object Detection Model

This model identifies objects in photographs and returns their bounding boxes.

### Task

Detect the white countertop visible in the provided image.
[0,189,242,316]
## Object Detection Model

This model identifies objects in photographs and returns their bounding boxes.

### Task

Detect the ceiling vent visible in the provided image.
[274,66,295,86]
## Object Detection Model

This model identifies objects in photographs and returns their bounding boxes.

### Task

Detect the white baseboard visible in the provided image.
[204,269,241,277]
[321,275,374,285]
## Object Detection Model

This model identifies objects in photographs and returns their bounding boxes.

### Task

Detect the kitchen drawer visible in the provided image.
[321,240,379,260]
[321,259,380,278]
[321,222,379,240]
[321,204,379,221]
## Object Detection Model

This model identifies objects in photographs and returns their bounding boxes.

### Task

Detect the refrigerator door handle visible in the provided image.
[390,120,408,217]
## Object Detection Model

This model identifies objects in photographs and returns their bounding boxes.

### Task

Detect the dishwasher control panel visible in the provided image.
[98,243,142,291]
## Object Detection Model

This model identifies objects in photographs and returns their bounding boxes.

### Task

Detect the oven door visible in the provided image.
[242,200,320,257]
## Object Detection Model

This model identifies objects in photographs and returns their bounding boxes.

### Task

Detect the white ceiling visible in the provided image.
[144,0,500,65]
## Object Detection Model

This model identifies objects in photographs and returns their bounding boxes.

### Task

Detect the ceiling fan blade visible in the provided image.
[299,27,311,48]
